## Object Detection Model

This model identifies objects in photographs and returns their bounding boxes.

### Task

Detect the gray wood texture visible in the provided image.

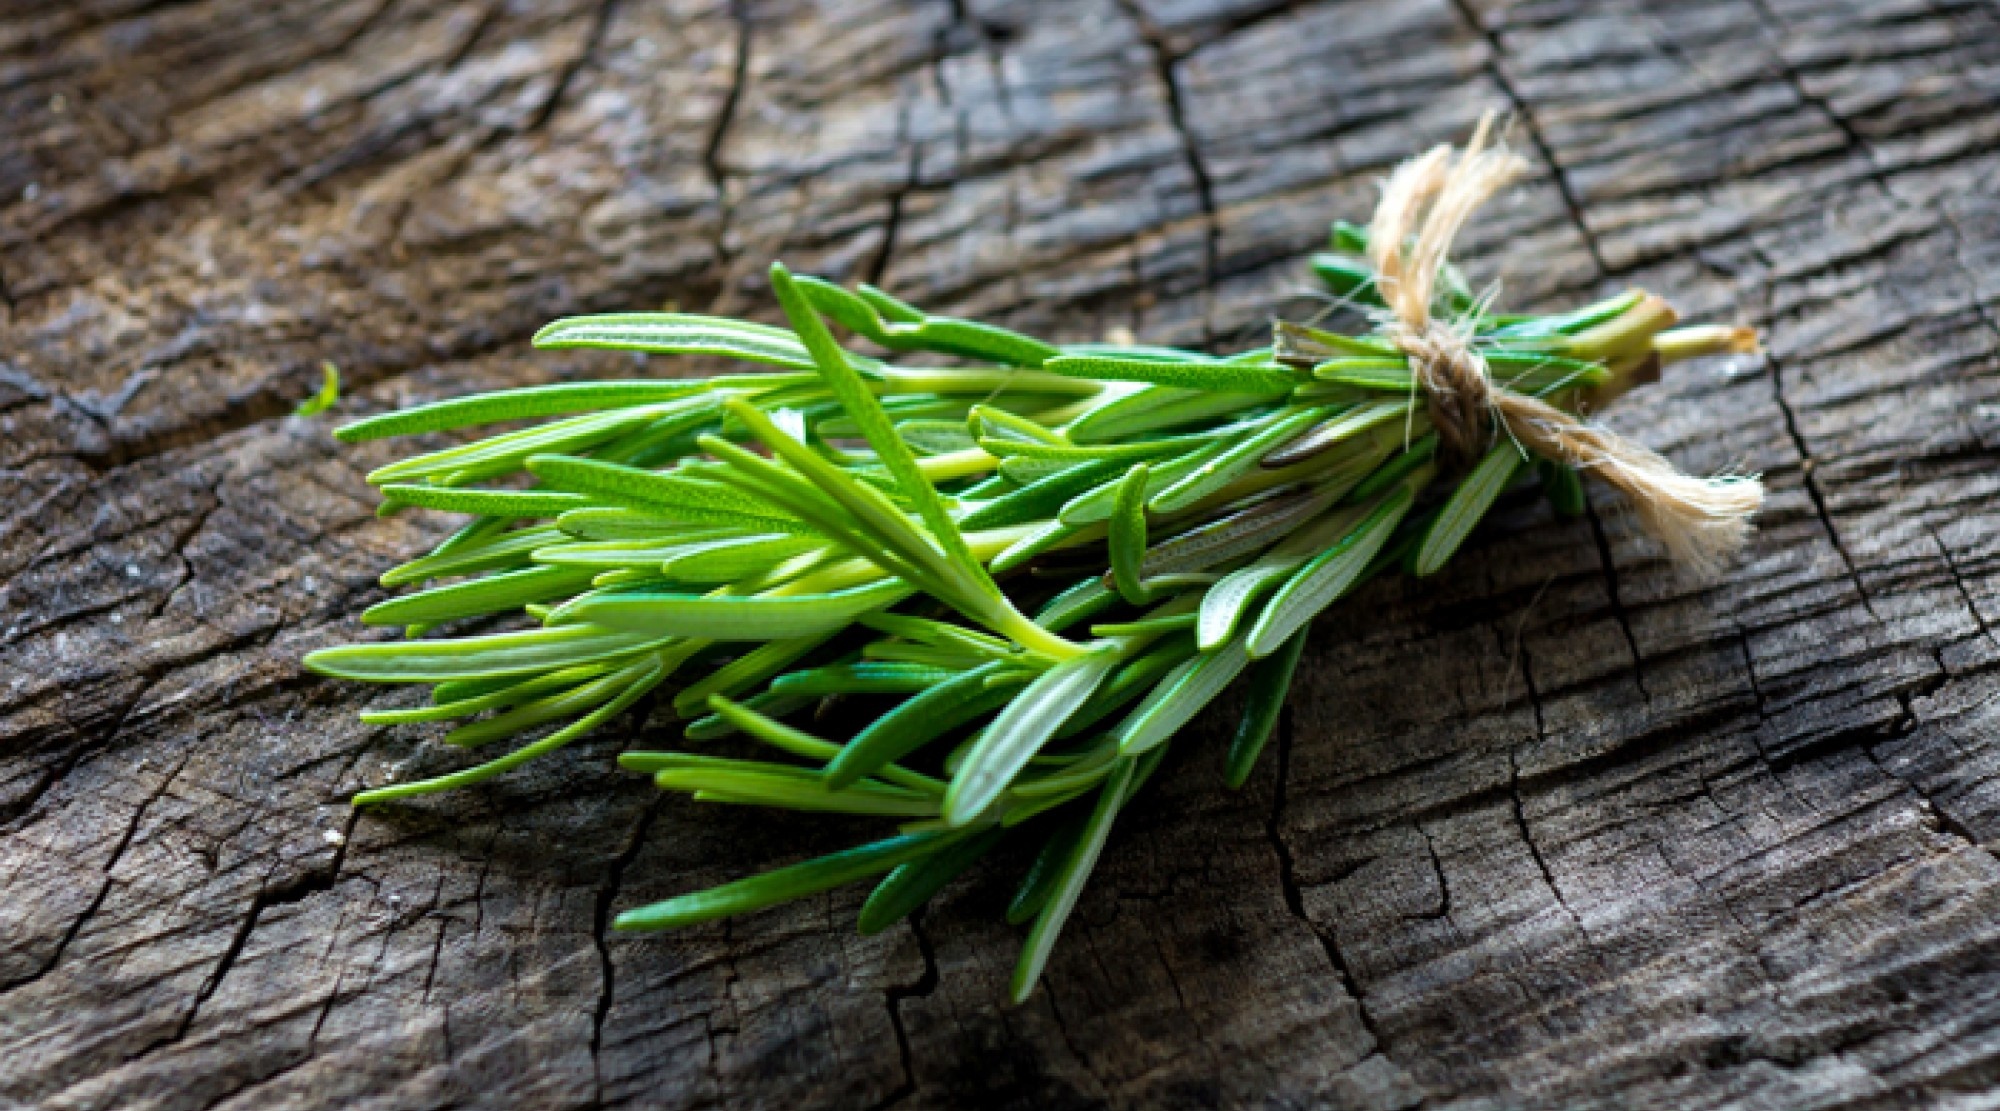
[7,0,2000,1106]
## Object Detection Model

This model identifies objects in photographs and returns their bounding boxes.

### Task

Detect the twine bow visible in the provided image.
[1366,116,1763,576]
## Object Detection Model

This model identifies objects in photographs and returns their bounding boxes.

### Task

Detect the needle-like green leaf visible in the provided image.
[1068,385,1276,444]
[720,402,946,581]
[978,435,1204,465]
[671,634,835,717]
[1540,458,1586,517]
[338,381,714,443]
[614,832,947,932]
[1149,407,1328,512]
[380,485,592,518]
[296,362,341,418]
[1114,637,1251,755]
[367,405,673,485]
[1141,484,1345,580]
[305,623,676,683]
[795,276,1060,366]
[1009,758,1136,1003]
[1275,320,1397,365]
[442,658,668,748]
[689,696,945,796]
[960,458,1121,531]
[1042,354,1300,394]
[1246,486,1414,657]
[899,420,979,455]
[1058,634,1197,739]
[987,519,1087,575]
[1196,548,1320,650]
[825,662,1034,790]
[1108,464,1151,605]
[531,312,824,368]
[859,613,1018,661]
[362,565,597,627]
[944,649,1120,826]
[770,662,964,697]
[380,526,563,587]
[1225,628,1308,787]
[682,690,814,741]
[360,663,614,725]
[770,264,1002,607]
[567,580,911,641]
[858,828,1006,935]
[656,765,937,817]
[1261,399,1412,468]
[662,535,825,582]
[529,455,817,535]
[353,654,667,804]
[971,405,1065,446]
[532,537,722,570]
[1059,441,1227,524]
[1413,443,1521,576]
[1311,356,1415,388]
[1006,815,1086,925]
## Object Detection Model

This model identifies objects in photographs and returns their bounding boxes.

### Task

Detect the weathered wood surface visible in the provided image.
[7,0,2000,1106]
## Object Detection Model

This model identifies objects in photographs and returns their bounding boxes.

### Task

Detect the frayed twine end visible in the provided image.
[1367,112,1764,575]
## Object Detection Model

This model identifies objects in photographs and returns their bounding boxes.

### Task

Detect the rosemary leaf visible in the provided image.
[305,623,677,683]
[568,581,912,641]
[614,832,948,932]
[1042,354,1300,394]
[826,663,1034,790]
[1010,758,1137,1003]
[339,381,711,443]
[1413,444,1523,576]
[1225,628,1309,787]
[531,312,822,369]
[858,828,1006,936]
[944,649,1121,826]
[1108,464,1151,605]
[1246,485,1416,657]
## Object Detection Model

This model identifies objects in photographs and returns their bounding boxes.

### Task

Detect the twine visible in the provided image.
[1366,115,1763,576]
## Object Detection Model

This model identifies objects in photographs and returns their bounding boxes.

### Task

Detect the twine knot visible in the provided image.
[1353,114,1765,576]
[1394,322,1493,467]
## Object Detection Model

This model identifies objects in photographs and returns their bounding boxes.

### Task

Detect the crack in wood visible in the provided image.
[1117,0,1220,345]
[526,0,623,135]
[1447,0,1611,275]
[868,908,939,1111]
[137,806,362,1063]
[1267,702,1393,1053]
[591,792,662,1105]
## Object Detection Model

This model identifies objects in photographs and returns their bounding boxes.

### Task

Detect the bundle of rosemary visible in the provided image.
[307,124,1760,1002]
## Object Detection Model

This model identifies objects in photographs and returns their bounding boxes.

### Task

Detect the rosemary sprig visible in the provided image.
[308,205,1754,1003]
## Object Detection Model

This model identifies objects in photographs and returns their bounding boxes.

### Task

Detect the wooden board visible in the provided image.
[8,0,2000,1106]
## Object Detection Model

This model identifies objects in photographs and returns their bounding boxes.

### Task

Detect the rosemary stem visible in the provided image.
[916,447,998,483]
[989,607,1090,662]
[1564,293,1678,364]
[1654,324,1759,365]
[877,369,1105,398]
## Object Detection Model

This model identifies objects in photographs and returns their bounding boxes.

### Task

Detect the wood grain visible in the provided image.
[7,0,2000,1106]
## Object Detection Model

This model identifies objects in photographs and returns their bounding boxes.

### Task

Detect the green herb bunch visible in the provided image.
[307,208,1753,1002]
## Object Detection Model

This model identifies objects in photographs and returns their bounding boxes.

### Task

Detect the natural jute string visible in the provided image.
[1367,116,1764,575]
